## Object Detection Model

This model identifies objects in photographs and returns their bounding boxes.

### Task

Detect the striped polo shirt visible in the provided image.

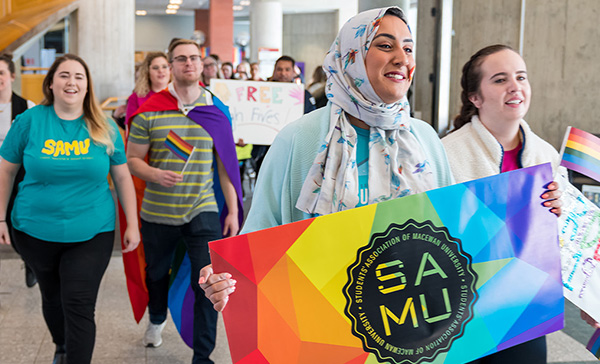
[129,92,218,225]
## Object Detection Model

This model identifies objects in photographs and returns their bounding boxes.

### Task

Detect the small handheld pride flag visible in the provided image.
[587,329,600,359]
[559,126,600,182]
[165,130,195,173]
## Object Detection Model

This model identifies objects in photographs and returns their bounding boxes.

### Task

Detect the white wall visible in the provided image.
[135,14,195,53]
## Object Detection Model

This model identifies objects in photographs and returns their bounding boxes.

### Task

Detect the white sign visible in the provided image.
[211,79,305,145]
[558,181,600,323]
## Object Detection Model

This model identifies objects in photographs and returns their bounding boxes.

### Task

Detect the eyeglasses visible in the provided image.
[172,55,201,64]
[204,62,217,68]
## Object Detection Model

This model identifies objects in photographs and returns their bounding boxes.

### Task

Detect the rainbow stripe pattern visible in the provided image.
[588,329,600,359]
[209,163,564,363]
[165,130,194,161]
[560,127,600,182]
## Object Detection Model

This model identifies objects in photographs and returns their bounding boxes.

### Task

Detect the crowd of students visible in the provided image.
[0,5,598,364]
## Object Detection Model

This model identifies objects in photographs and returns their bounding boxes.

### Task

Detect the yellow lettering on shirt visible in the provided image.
[41,140,56,155]
[41,138,91,156]
[64,141,80,156]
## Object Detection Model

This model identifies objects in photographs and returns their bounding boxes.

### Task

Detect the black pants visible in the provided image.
[467,336,547,364]
[13,229,114,364]
[141,212,220,364]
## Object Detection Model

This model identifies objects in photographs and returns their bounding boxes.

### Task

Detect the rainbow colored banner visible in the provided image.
[165,130,195,162]
[560,126,600,182]
[210,163,564,364]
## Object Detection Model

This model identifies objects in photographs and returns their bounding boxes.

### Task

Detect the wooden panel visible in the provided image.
[20,73,45,104]
[0,0,78,53]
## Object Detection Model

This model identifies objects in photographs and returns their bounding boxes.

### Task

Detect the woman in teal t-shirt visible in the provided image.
[0,54,140,364]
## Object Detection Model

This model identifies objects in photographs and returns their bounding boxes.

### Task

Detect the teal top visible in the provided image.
[240,103,455,234]
[0,105,126,242]
[353,125,370,207]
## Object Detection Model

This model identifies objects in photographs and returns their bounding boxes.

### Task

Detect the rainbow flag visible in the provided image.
[588,329,600,359]
[165,130,195,161]
[560,126,600,182]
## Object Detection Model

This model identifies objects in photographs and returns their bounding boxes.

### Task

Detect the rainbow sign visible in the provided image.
[560,126,600,182]
[210,163,564,364]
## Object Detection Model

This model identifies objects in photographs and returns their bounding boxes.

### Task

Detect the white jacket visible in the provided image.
[442,115,562,183]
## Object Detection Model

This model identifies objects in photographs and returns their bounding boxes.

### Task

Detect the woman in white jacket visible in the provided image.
[442,44,562,364]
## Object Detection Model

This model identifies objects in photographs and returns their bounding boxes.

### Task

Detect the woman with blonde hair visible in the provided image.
[125,51,170,123]
[0,54,140,364]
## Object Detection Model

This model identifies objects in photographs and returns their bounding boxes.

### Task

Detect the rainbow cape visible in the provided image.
[588,329,600,359]
[119,88,243,347]
[559,126,600,182]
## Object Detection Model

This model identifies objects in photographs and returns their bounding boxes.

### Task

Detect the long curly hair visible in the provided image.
[134,52,169,97]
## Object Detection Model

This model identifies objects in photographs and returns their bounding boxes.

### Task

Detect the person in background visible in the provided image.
[270,55,316,113]
[221,62,234,79]
[0,53,37,288]
[127,39,242,363]
[249,62,263,81]
[201,55,222,89]
[0,54,140,364]
[125,52,170,125]
[234,61,250,80]
[441,44,562,364]
[307,66,328,109]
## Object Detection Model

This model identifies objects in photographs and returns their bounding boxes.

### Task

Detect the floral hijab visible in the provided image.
[295,6,436,215]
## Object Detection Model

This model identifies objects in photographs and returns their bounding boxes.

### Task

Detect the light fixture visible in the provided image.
[135,10,147,16]
[167,4,179,9]
[166,9,178,14]
[170,0,183,4]
[240,0,251,6]
[233,5,243,11]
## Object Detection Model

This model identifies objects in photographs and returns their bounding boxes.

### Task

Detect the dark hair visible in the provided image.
[222,61,233,69]
[275,55,295,68]
[0,53,15,75]
[454,44,515,130]
[384,7,408,26]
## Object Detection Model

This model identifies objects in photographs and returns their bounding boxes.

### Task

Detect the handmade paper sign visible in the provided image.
[210,79,305,145]
[210,164,564,364]
[558,182,600,324]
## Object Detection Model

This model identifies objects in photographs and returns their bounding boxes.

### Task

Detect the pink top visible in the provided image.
[501,141,522,173]
[125,90,156,125]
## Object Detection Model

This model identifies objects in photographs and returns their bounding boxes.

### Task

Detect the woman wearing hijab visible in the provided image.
[441,44,562,364]
[199,6,453,309]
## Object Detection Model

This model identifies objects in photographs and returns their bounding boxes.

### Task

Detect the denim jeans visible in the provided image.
[141,212,220,364]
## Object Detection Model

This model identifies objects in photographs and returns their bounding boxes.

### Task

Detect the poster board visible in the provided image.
[211,79,305,145]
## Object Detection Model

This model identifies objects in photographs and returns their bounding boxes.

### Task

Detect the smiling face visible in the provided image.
[365,15,415,104]
[170,44,203,85]
[203,56,219,80]
[149,56,170,90]
[469,49,531,125]
[0,60,15,95]
[50,59,87,109]
[222,64,233,79]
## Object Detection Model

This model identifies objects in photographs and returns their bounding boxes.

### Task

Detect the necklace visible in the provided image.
[0,103,9,113]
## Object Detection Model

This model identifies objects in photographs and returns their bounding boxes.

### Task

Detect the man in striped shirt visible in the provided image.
[127,39,240,364]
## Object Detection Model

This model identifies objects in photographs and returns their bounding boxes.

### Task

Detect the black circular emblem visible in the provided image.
[343,219,478,364]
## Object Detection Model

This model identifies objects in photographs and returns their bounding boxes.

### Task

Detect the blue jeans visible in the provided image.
[141,212,220,364]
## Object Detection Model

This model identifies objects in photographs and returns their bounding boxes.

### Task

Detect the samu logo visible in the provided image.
[343,219,477,364]
[41,138,90,157]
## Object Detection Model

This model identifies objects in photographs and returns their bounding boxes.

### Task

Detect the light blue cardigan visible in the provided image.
[241,104,455,234]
